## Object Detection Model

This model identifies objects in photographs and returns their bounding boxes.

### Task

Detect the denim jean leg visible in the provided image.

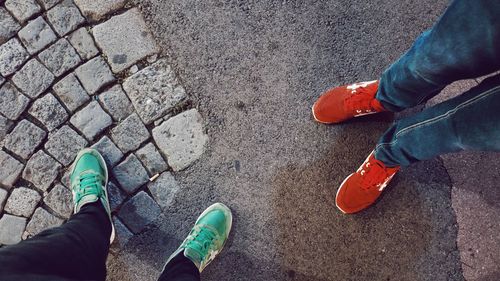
[376,0,500,112]
[375,74,500,167]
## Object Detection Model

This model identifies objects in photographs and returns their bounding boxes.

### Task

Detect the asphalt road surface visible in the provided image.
[107,1,466,280]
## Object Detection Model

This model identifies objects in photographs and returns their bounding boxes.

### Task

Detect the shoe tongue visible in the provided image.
[183,248,202,269]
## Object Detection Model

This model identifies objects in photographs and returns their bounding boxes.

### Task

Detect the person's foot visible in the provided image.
[336,151,400,214]
[312,80,386,124]
[164,203,232,272]
[70,148,115,242]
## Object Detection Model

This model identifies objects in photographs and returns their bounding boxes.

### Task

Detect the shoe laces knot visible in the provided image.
[74,172,103,203]
[359,161,392,190]
[344,88,378,115]
[186,225,219,261]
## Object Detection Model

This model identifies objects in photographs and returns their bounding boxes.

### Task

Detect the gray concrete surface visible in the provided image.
[104,0,484,280]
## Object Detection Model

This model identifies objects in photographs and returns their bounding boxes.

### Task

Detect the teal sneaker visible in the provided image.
[69,148,115,243]
[164,203,233,272]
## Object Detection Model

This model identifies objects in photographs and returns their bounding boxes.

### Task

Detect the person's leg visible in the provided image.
[377,0,500,112]
[157,203,232,281]
[0,148,114,280]
[336,73,500,214]
[375,73,500,166]
[0,202,111,281]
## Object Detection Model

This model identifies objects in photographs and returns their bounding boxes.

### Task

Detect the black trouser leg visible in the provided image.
[0,202,111,281]
[157,253,201,281]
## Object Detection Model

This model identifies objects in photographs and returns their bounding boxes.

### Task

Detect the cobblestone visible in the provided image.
[22,150,61,192]
[0,7,20,44]
[108,181,126,212]
[75,56,115,95]
[111,113,150,153]
[4,0,41,23]
[112,154,149,194]
[0,75,4,86]
[67,27,99,60]
[0,115,13,141]
[26,207,64,236]
[152,109,209,171]
[0,82,29,120]
[44,184,72,218]
[38,0,62,10]
[52,73,90,112]
[136,143,168,176]
[18,16,57,55]
[117,191,161,234]
[0,189,7,213]
[70,101,112,140]
[4,120,46,160]
[74,0,126,21]
[91,136,123,167]
[45,125,88,166]
[0,214,27,245]
[38,39,81,77]
[0,151,24,189]
[4,187,41,217]
[99,85,134,121]
[12,59,55,98]
[147,172,179,209]
[111,216,133,252]
[28,93,69,131]
[46,0,85,36]
[123,59,186,125]
[0,38,29,76]
[93,8,158,73]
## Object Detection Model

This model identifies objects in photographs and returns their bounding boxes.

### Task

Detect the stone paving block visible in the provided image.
[75,56,115,94]
[0,7,21,44]
[74,0,126,21]
[0,82,29,120]
[0,151,23,189]
[91,136,123,167]
[53,73,90,112]
[0,115,13,141]
[0,38,29,76]
[4,187,41,217]
[60,168,70,188]
[0,214,27,245]
[18,16,57,54]
[147,172,180,209]
[46,0,85,36]
[152,109,209,171]
[28,93,68,131]
[4,120,46,159]
[111,113,150,153]
[136,143,169,176]
[68,27,99,60]
[123,59,186,125]
[93,8,158,73]
[99,85,134,121]
[44,184,72,218]
[4,0,41,23]
[22,150,61,192]
[38,39,81,77]
[111,216,133,252]
[117,191,161,234]
[45,125,88,166]
[12,59,55,98]
[26,207,64,236]
[108,181,126,212]
[0,188,8,212]
[39,0,62,10]
[70,101,112,140]
[0,75,4,86]
[113,154,149,194]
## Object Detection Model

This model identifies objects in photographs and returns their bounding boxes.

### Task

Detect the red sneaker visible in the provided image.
[335,151,400,214]
[312,80,386,124]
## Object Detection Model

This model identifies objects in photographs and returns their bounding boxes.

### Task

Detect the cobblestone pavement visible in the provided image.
[0,0,208,255]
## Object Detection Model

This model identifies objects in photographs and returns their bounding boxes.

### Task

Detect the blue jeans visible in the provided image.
[373,0,500,166]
